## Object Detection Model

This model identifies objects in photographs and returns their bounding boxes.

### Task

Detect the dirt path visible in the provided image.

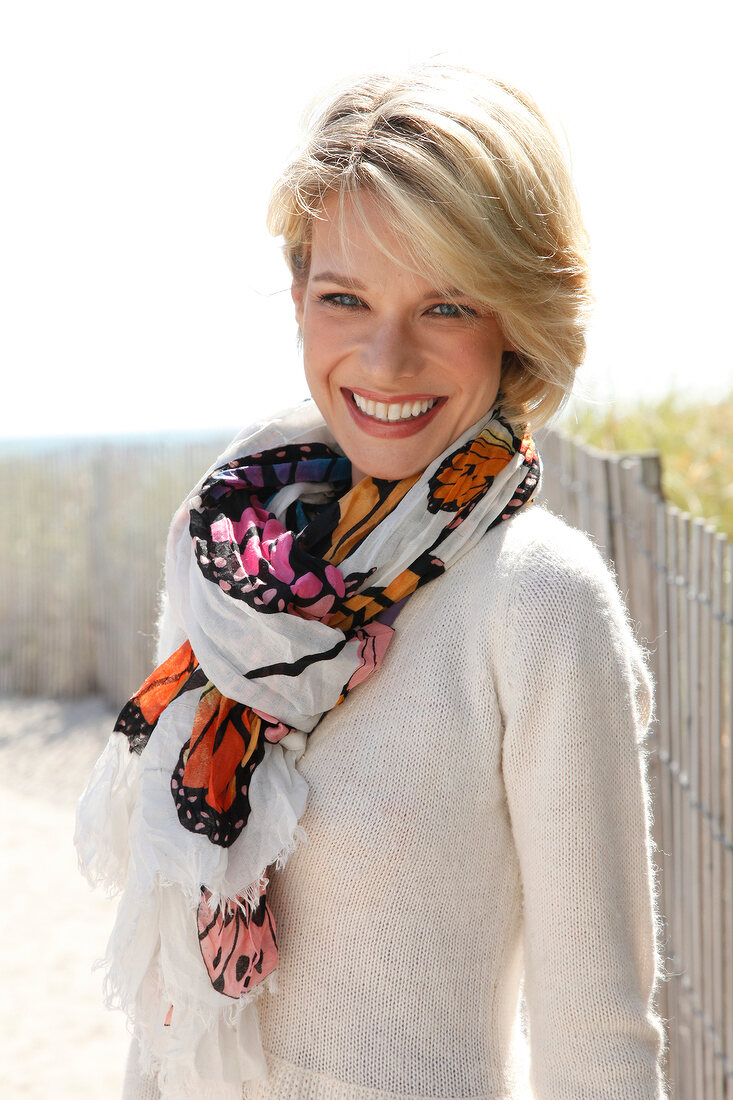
[0,696,129,1098]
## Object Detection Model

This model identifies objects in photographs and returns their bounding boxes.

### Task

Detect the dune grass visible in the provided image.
[561,392,733,540]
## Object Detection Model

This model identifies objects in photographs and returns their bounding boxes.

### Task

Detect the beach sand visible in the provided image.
[0,696,129,1099]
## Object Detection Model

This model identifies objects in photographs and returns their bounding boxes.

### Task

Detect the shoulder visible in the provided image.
[493,504,624,617]
[440,502,633,658]
[495,505,638,646]
[459,503,622,621]
[472,506,652,723]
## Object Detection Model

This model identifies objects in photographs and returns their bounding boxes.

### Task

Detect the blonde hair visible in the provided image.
[267,64,591,428]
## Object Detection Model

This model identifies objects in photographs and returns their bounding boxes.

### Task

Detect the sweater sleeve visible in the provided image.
[499,526,666,1099]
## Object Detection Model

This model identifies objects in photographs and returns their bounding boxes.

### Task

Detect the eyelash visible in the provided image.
[429,302,477,319]
[318,293,362,308]
[317,293,477,318]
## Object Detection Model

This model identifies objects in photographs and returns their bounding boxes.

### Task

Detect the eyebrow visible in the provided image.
[311,271,367,290]
[311,272,468,299]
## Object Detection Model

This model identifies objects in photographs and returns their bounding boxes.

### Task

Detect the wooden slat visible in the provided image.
[709,532,725,1100]
[536,430,561,516]
[684,514,706,1100]
[654,499,675,1092]
[595,451,614,565]
[553,430,573,522]
[724,541,733,1089]
[607,457,629,597]
[574,440,591,537]
[581,443,613,563]
[698,523,715,1096]
[638,455,663,647]
[633,466,669,1045]
[628,459,652,641]
[560,433,580,529]
[667,508,691,1096]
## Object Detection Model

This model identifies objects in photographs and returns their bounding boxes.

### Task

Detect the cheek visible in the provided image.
[302,358,324,403]
[455,338,503,392]
[302,347,337,417]
[457,351,503,419]
[301,328,325,387]
[302,325,351,400]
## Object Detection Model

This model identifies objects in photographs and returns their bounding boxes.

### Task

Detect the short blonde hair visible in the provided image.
[267,64,591,428]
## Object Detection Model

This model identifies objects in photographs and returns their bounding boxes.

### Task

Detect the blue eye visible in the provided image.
[319,293,362,308]
[430,302,476,318]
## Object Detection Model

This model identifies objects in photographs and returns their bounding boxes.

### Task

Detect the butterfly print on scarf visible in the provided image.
[197,886,278,997]
[97,406,540,1016]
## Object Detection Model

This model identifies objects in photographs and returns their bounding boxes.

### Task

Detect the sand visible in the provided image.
[0,696,129,1099]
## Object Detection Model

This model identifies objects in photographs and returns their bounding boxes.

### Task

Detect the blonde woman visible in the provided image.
[77,65,666,1099]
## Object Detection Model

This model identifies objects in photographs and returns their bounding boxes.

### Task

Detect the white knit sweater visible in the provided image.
[122,504,665,1099]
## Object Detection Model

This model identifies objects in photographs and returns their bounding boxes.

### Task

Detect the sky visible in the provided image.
[1,0,731,440]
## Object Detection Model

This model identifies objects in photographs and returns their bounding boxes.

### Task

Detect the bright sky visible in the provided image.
[2,0,730,440]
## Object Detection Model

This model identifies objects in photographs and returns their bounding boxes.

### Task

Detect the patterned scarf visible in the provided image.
[76,399,539,1099]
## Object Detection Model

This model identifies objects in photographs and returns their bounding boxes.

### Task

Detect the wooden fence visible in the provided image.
[4,428,733,1097]
[541,430,733,1099]
[2,432,232,703]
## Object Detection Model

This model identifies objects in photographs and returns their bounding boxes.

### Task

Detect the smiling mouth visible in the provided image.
[351,393,439,423]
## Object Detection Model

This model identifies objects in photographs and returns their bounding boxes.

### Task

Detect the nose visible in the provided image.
[360,316,423,383]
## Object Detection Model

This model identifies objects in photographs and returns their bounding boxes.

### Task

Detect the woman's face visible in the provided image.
[292,191,510,483]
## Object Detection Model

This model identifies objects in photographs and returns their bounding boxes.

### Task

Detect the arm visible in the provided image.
[500,531,666,1098]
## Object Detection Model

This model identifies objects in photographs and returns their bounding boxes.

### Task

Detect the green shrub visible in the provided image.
[561,392,733,540]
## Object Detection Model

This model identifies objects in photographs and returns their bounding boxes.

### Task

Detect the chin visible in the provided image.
[353,458,428,483]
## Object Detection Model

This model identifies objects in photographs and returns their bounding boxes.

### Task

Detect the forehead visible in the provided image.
[309,191,439,290]
[312,192,403,259]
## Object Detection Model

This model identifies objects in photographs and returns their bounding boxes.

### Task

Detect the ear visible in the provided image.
[291,281,305,328]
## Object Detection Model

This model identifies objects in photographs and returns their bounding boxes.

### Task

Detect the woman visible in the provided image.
[77,65,666,1098]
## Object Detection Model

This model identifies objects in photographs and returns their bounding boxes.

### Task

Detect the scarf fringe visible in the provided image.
[90,873,277,1098]
[77,723,308,1097]
[122,959,273,1100]
[215,822,308,917]
[75,732,140,896]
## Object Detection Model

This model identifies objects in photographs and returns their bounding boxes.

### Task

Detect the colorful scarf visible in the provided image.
[75,399,539,1100]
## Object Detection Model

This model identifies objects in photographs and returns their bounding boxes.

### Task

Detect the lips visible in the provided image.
[343,388,446,439]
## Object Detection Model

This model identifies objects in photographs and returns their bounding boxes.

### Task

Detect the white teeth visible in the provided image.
[352,393,438,422]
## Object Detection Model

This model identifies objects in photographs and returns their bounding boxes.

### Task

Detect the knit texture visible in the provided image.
[122,505,666,1099]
